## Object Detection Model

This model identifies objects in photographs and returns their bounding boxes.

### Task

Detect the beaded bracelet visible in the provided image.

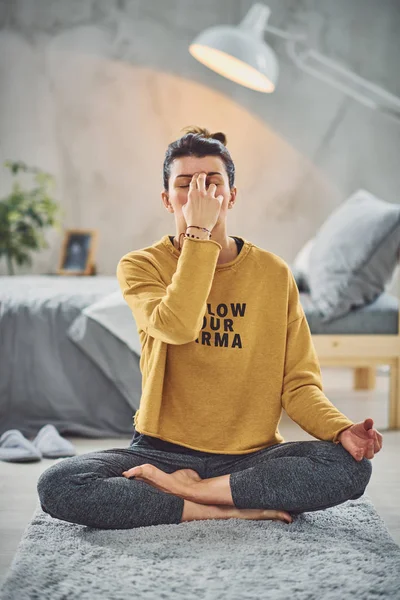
[178,226,211,251]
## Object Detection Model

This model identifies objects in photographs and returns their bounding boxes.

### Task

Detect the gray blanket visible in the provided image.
[0,276,140,439]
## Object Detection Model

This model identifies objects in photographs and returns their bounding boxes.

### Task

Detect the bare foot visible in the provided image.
[168,469,202,485]
[122,466,293,524]
[231,508,293,523]
[121,464,200,497]
[182,500,293,524]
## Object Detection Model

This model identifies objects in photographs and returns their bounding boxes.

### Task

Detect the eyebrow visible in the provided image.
[175,172,223,179]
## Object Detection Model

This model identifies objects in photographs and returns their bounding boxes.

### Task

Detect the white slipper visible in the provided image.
[32,424,76,459]
[0,430,42,463]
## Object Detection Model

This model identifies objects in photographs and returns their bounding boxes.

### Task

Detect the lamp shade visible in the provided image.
[189,4,278,93]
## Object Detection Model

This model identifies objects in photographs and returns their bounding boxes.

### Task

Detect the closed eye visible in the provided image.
[179,182,221,188]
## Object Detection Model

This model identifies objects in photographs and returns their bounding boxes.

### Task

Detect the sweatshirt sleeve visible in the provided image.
[116,237,222,346]
[280,269,354,444]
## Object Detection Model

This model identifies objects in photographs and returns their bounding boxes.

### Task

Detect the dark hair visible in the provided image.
[163,126,235,191]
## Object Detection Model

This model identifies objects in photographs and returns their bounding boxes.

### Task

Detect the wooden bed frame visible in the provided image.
[312,289,400,429]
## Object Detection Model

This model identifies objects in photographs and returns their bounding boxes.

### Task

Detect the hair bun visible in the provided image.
[210,131,227,146]
[180,126,227,146]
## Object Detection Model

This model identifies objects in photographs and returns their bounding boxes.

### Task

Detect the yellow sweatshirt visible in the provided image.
[116,234,354,455]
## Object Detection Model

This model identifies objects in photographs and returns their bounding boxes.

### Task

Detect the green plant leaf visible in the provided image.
[1,160,61,270]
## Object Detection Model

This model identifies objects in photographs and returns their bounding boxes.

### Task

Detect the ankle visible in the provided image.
[181,500,234,522]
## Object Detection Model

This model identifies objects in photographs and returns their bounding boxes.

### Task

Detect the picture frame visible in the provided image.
[57,229,98,276]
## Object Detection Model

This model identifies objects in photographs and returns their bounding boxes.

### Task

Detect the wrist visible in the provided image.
[185,226,211,241]
[338,425,353,440]
[185,231,211,240]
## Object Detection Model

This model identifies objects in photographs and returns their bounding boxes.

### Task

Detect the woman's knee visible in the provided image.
[336,445,373,492]
[355,456,372,489]
[317,443,372,494]
[37,457,80,519]
[346,458,372,500]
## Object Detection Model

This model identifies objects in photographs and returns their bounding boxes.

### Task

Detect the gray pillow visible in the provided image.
[290,264,310,293]
[308,189,400,322]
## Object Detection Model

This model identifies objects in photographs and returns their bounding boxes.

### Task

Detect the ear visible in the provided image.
[161,190,173,212]
[229,187,237,204]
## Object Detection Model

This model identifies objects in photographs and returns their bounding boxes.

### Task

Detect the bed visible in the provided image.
[0,275,142,439]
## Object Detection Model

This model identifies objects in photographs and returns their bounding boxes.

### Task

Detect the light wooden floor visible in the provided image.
[1,367,399,587]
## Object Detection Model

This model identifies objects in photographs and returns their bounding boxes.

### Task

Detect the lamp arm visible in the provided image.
[287,40,379,110]
[286,39,400,122]
[262,24,400,123]
[263,24,306,42]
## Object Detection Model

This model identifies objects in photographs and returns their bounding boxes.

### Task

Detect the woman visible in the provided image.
[37,126,381,529]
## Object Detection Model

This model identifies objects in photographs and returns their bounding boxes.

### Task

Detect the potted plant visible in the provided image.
[0,160,64,275]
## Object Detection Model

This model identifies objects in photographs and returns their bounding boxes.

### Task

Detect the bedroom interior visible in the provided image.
[0,0,400,598]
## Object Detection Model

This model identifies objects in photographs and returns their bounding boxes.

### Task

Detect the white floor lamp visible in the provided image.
[189,2,400,123]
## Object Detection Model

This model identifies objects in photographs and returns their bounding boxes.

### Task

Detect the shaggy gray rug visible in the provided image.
[1,494,399,600]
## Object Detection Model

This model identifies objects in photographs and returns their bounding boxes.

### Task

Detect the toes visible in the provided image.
[122,465,146,478]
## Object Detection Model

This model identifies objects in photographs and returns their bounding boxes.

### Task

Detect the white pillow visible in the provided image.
[82,290,142,356]
[293,238,315,276]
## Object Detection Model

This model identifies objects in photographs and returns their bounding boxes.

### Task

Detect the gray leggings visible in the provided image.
[37,432,372,529]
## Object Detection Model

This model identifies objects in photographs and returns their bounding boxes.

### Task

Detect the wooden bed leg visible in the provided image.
[354,367,376,390]
[389,359,400,429]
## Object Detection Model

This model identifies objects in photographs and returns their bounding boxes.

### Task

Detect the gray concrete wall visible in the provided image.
[0,0,399,276]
